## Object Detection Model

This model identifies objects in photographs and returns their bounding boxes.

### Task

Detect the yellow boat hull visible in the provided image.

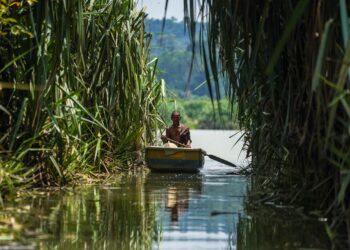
[145,146,205,172]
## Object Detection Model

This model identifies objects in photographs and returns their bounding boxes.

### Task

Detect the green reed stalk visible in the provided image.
[180,0,350,247]
[0,0,164,195]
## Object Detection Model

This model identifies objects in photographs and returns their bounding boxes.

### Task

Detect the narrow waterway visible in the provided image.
[0,130,329,249]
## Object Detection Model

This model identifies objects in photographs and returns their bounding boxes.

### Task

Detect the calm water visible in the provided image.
[0,130,329,249]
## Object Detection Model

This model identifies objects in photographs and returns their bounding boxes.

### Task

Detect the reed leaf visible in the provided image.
[9,98,28,151]
[183,0,350,245]
[0,0,164,193]
[312,19,333,92]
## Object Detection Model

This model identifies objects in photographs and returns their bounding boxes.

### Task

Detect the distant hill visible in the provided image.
[145,18,209,97]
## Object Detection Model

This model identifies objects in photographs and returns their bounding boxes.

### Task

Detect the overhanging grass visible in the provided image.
[0,0,164,197]
[179,0,350,246]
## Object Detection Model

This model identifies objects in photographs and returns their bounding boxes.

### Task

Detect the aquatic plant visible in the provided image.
[0,0,164,194]
[178,0,350,247]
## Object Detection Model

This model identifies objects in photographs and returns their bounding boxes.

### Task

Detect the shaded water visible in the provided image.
[0,130,330,249]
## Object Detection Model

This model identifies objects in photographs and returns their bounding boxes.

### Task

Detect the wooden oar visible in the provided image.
[162,136,238,168]
[201,150,238,168]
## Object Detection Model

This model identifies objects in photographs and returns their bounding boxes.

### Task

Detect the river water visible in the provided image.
[0,130,330,249]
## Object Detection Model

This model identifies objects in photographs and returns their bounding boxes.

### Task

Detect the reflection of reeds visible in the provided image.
[179,0,350,246]
[236,206,330,250]
[0,175,157,249]
[48,176,156,249]
[0,1,164,193]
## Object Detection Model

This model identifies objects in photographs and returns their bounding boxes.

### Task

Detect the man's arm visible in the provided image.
[161,128,170,143]
[161,135,167,143]
[186,130,192,148]
[180,127,192,148]
[166,128,170,139]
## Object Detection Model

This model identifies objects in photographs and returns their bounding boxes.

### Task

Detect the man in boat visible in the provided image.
[161,111,192,148]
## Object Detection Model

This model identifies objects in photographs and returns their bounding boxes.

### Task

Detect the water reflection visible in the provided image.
[145,170,246,250]
[0,174,157,250]
[166,186,188,223]
[146,173,203,225]
[237,207,330,250]
[0,169,246,250]
[0,166,331,250]
[0,130,333,249]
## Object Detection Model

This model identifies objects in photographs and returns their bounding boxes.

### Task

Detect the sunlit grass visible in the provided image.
[0,0,164,196]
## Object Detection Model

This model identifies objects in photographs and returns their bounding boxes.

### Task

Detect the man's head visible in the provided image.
[171,111,181,125]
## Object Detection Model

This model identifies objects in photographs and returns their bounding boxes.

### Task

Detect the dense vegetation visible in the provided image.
[0,1,163,194]
[145,18,209,97]
[146,18,234,129]
[144,18,234,129]
[182,0,350,247]
[160,97,238,130]
[4,0,348,246]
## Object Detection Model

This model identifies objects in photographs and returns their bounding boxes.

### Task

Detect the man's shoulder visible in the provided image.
[179,124,190,132]
[167,124,190,132]
[180,124,189,129]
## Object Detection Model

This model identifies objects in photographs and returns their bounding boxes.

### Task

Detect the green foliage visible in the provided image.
[160,96,238,129]
[0,0,164,195]
[182,0,350,245]
[146,18,221,97]
[0,0,35,37]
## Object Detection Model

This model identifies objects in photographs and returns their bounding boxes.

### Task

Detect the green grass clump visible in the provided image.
[0,1,164,196]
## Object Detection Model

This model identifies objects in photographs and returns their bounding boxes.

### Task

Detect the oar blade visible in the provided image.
[207,154,237,168]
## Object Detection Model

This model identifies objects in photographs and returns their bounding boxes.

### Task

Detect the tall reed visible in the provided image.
[0,0,163,193]
[180,0,350,246]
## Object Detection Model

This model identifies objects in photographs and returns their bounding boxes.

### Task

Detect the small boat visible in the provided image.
[145,146,205,173]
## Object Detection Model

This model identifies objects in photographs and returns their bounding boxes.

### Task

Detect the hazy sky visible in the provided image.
[137,0,184,21]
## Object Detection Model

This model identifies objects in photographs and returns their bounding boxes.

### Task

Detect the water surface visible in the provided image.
[0,130,330,249]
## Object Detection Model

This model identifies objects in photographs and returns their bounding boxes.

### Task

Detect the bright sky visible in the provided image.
[137,0,184,21]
